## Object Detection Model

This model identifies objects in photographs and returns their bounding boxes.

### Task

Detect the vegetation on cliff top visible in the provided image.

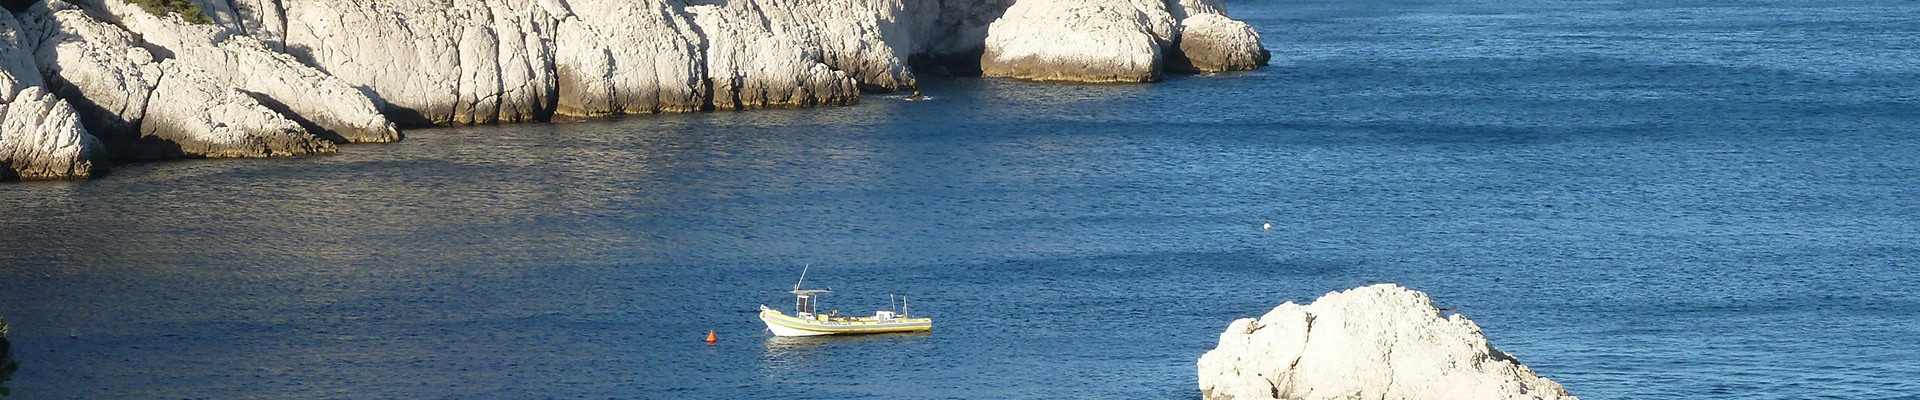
[129,0,211,24]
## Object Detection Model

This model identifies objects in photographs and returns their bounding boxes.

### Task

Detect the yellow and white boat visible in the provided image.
[759,268,932,337]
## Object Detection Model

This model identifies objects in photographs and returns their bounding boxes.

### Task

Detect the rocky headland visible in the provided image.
[1198,284,1577,400]
[0,0,1268,181]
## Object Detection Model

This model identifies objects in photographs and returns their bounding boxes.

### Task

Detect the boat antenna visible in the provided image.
[794,263,811,291]
[891,294,897,314]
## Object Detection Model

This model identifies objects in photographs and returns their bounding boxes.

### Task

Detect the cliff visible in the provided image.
[2,0,1269,180]
[1198,284,1577,400]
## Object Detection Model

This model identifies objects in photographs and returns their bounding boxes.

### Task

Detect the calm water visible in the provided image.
[5,0,1920,398]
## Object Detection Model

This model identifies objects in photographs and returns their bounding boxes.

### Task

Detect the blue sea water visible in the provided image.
[4,0,1920,398]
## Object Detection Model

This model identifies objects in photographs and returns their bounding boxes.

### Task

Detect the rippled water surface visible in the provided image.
[4,0,1920,398]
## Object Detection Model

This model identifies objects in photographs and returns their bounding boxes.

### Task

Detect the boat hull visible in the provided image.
[759,308,932,337]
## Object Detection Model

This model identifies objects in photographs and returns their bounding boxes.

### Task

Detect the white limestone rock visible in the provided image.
[26,2,330,159]
[189,0,289,50]
[1197,284,1577,400]
[980,0,1164,83]
[550,0,706,117]
[81,0,400,143]
[140,61,333,158]
[1172,13,1267,73]
[3,15,104,180]
[1165,0,1223,20]
[24,4,164,156]
[750,0,920,92]
[1129,0,1177,47]
[2,86,107,179]
[687,3,859,110]
[283,0,556,126]
[0,14,45,94]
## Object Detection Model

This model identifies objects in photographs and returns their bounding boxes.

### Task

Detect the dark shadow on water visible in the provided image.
[1,316,16,397]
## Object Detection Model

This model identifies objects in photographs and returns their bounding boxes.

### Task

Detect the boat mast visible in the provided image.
[794,264,810,316]
[794,263,810,292]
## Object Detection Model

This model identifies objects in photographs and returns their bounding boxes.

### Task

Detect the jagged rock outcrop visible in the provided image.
[22,3,162,157]
[83,0,399,143]
[1197,284,1577,400]
[142,60,333,157]
[3,86,103,179]
[687,3,859,110]
[750,0,922,92]
[2,11,104,180]
[23,1,334,159]
[980,0,1165,83]
[1172,13,1267,73]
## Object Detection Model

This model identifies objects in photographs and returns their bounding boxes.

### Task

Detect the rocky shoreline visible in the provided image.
[0,0,1268,181]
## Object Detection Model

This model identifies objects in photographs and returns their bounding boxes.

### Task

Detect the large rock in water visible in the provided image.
[1197,284,1577,400]
[980,0,1165,83]
[1172,13,1268,73]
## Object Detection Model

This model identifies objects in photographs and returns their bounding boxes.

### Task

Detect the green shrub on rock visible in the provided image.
[127,0,211,24]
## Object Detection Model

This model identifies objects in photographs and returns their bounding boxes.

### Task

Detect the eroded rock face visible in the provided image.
[81,0,399,143]
[23,0,336,160]
[980,0,1164,83]
[23,3,164,157]
[551,0,706,117]
[751,0,921,92]
[688,3,859,110]
[2,86,104,179]
[283,0,557,126]
[2,12,105,180]
[140,61,334,158]
[1172,13,1267,73]
[1197,284,1578,400]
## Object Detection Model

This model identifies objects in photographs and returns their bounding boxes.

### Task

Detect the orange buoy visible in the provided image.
[705,330,717,343]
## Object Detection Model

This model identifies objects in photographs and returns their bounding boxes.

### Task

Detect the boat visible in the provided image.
[759,266,932,337]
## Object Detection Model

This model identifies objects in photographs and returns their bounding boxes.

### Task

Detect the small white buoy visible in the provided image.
[1263,222,1271,231]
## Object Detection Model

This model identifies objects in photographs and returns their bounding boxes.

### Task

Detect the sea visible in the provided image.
[3,0,1918,398]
